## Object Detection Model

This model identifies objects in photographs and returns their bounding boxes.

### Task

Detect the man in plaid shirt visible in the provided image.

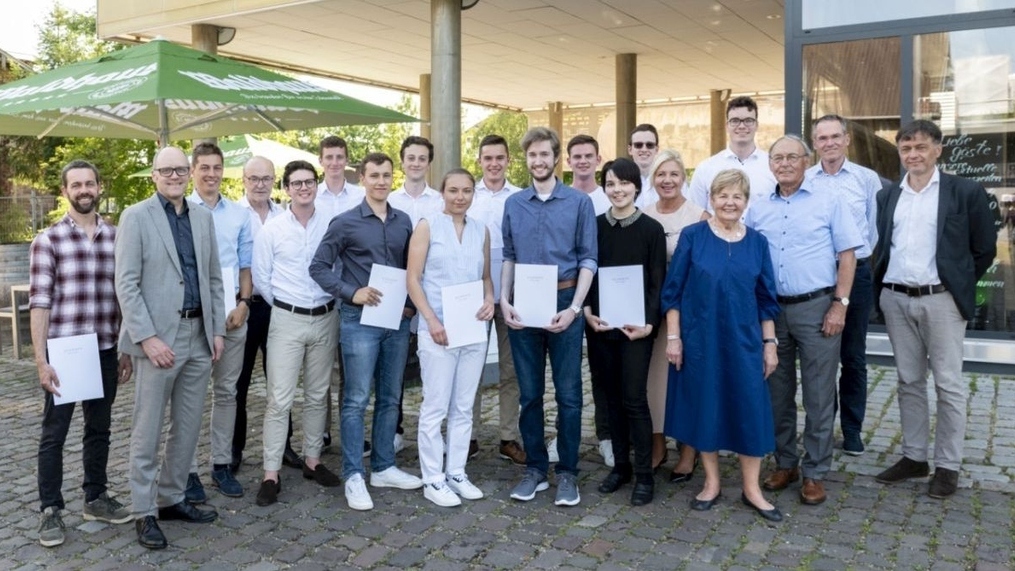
[30,160,133,547]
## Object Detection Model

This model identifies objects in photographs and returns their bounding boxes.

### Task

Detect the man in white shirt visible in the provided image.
[567,134,609,216]
[388,135,442,227]
[316,135,365,223]
[252,160,341,507]
[466,134,525,466]
[184,143,253,503]
[232,157,285,474]
[688,96,777,216]
[629,124,660,209]
[805,114,882,457]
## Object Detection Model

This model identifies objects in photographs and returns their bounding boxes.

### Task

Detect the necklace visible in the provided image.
[709,219,743,242]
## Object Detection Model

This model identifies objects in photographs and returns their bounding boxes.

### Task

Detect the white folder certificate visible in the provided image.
[361,264,408,330]
[513,264,557,328]
[220,266,237,323]
[441,280,488,348]
[47,333,104,406]
[598,265,645,328]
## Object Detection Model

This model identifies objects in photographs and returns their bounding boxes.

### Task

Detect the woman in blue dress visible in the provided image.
[660,168,783,522]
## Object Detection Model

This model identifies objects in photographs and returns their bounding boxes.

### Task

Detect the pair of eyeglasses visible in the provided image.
[288,179,317,189]
[631,142,657,150]
[769,154,804,164]
[245,176,275,185]
[728,118,758,127]
[154,166,190,177]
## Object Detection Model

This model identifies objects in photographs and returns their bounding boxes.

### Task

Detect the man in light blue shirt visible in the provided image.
[500,127,597,507]
[185,143,253,501]
[746,135,861,507]
[805,114,883,457]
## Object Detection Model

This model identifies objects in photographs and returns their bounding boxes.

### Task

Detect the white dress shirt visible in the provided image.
[238,195,283,297]
[805,159,880,259]
[315,179,365,223]
[467,178,521,302]
[635,175,657,209]
[884,168,942,287]
[688,146,777,217]
[388,184,442,228]
[253,209,333,308]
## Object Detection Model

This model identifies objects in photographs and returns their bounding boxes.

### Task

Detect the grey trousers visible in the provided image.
[880,289,967,471]
[473,306,520,442]
[130,318,212,516]
[191,321,247,471]
[769,294,840,480]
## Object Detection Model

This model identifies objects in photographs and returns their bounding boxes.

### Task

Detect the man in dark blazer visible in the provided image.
[872,120,996,499]
[115,146,226,549]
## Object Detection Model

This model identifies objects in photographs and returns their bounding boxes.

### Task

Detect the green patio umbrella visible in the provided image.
[0,39,415,146]
[128,134,321,178]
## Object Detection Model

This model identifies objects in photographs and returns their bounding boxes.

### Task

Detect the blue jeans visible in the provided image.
[839,259,873,436]
[508,288,584,476]
[339,303,411,480]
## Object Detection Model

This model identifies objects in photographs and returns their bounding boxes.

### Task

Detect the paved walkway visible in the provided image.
[1,353,1013,570]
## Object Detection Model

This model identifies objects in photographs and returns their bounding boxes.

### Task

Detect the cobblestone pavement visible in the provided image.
[1,353,1013,570]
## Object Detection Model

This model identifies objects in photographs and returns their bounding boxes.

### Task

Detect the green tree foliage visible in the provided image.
[461,110,530,187]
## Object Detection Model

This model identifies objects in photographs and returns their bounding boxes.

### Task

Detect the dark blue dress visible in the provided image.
[661,221,780,456]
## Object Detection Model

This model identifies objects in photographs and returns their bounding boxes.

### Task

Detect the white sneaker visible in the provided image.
[393,433,405,454]
[446,473,484,500]
[345,474,373,511]
[599,439,615,467]
[547,437,559,463]
[423,481,461,507]
[370,466,423,490]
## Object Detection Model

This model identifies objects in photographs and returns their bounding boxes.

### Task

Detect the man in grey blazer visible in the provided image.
[115,146,226,549]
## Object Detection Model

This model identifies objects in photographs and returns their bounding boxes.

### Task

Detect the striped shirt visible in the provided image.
[29,215,119,350]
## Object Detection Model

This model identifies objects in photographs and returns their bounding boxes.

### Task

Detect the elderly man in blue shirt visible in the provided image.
[746,134,862,507]
[500,127,598,507]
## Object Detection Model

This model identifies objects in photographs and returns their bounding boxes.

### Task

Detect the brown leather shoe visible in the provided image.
[762,467,800,491]
[498,440,526,465]
[800,478,826,505]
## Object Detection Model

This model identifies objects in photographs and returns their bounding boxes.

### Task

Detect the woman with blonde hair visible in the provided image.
[643,149,709,479]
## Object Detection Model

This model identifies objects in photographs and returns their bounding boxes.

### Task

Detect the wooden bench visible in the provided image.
[0,284,30,359]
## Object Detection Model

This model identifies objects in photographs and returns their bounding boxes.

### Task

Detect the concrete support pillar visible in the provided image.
[615,53,637,162]
[431,0,461,182]
[548,101,564,178]
[419,73,432,142]
[710,89,730,155]
[191,24,218,148]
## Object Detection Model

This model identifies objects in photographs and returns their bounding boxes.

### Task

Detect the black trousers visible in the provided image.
[38,348,119,511]
[233,298,271,458]
[587,332,654,475]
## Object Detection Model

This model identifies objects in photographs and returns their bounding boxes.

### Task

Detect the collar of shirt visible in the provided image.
[605,208,642,227]
[522,178,567,201]
[720,146,766,163]
[768,184,814,202]
[318,180,358,197]
[157,192,189,214]
[60,212,110,235]
[810,158,858,177]
[187,191,230,211]
[392,185,440,198]
[901,166,941,194]
[476,178,519,194]
[238,195,282,212]
[355,198,395,221]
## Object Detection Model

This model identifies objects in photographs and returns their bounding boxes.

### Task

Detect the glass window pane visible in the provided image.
[802,0,1015,29]
[915,27,1013,332]
[803,38,902,179]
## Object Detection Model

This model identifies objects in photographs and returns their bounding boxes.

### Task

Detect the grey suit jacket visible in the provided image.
[115,193,225,356]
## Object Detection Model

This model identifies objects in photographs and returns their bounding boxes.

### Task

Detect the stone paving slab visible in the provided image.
[0,354,1013,570]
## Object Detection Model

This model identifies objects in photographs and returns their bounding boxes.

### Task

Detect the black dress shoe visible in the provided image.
[302,461,341,487]
[630,481,654,506]
[282,447,302,469]
[158,501,218,523]
[256,478,281,507]
[135,516,167,550]
[669,456,698,483]
[597,471,632,494]
[690,492,721,511]
[741,492,783,522]
[323,432,332,448]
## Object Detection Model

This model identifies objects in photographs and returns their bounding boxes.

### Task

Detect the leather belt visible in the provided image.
[777,286,834,305]
[557,279,577,290]
[884,283,947,297]
[273,299,336,316]
[179,308,203,319]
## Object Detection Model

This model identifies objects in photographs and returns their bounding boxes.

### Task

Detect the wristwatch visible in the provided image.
[763,338,779,346]
[237,297,252,307]
[570,304,582,316]
[833,296,850,307]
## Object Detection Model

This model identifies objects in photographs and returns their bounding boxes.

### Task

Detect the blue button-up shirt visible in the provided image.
[804,159,881,259]
[746,185,862,296]
[502,179,598,280]
[157,193,201,310]
[188,192,253,294]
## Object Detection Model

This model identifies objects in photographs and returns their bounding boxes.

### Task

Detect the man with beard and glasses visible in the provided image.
[500,127,597,507]
[31,160,134,547]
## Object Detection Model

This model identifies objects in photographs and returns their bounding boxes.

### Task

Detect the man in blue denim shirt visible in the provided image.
[500,127,598,506]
